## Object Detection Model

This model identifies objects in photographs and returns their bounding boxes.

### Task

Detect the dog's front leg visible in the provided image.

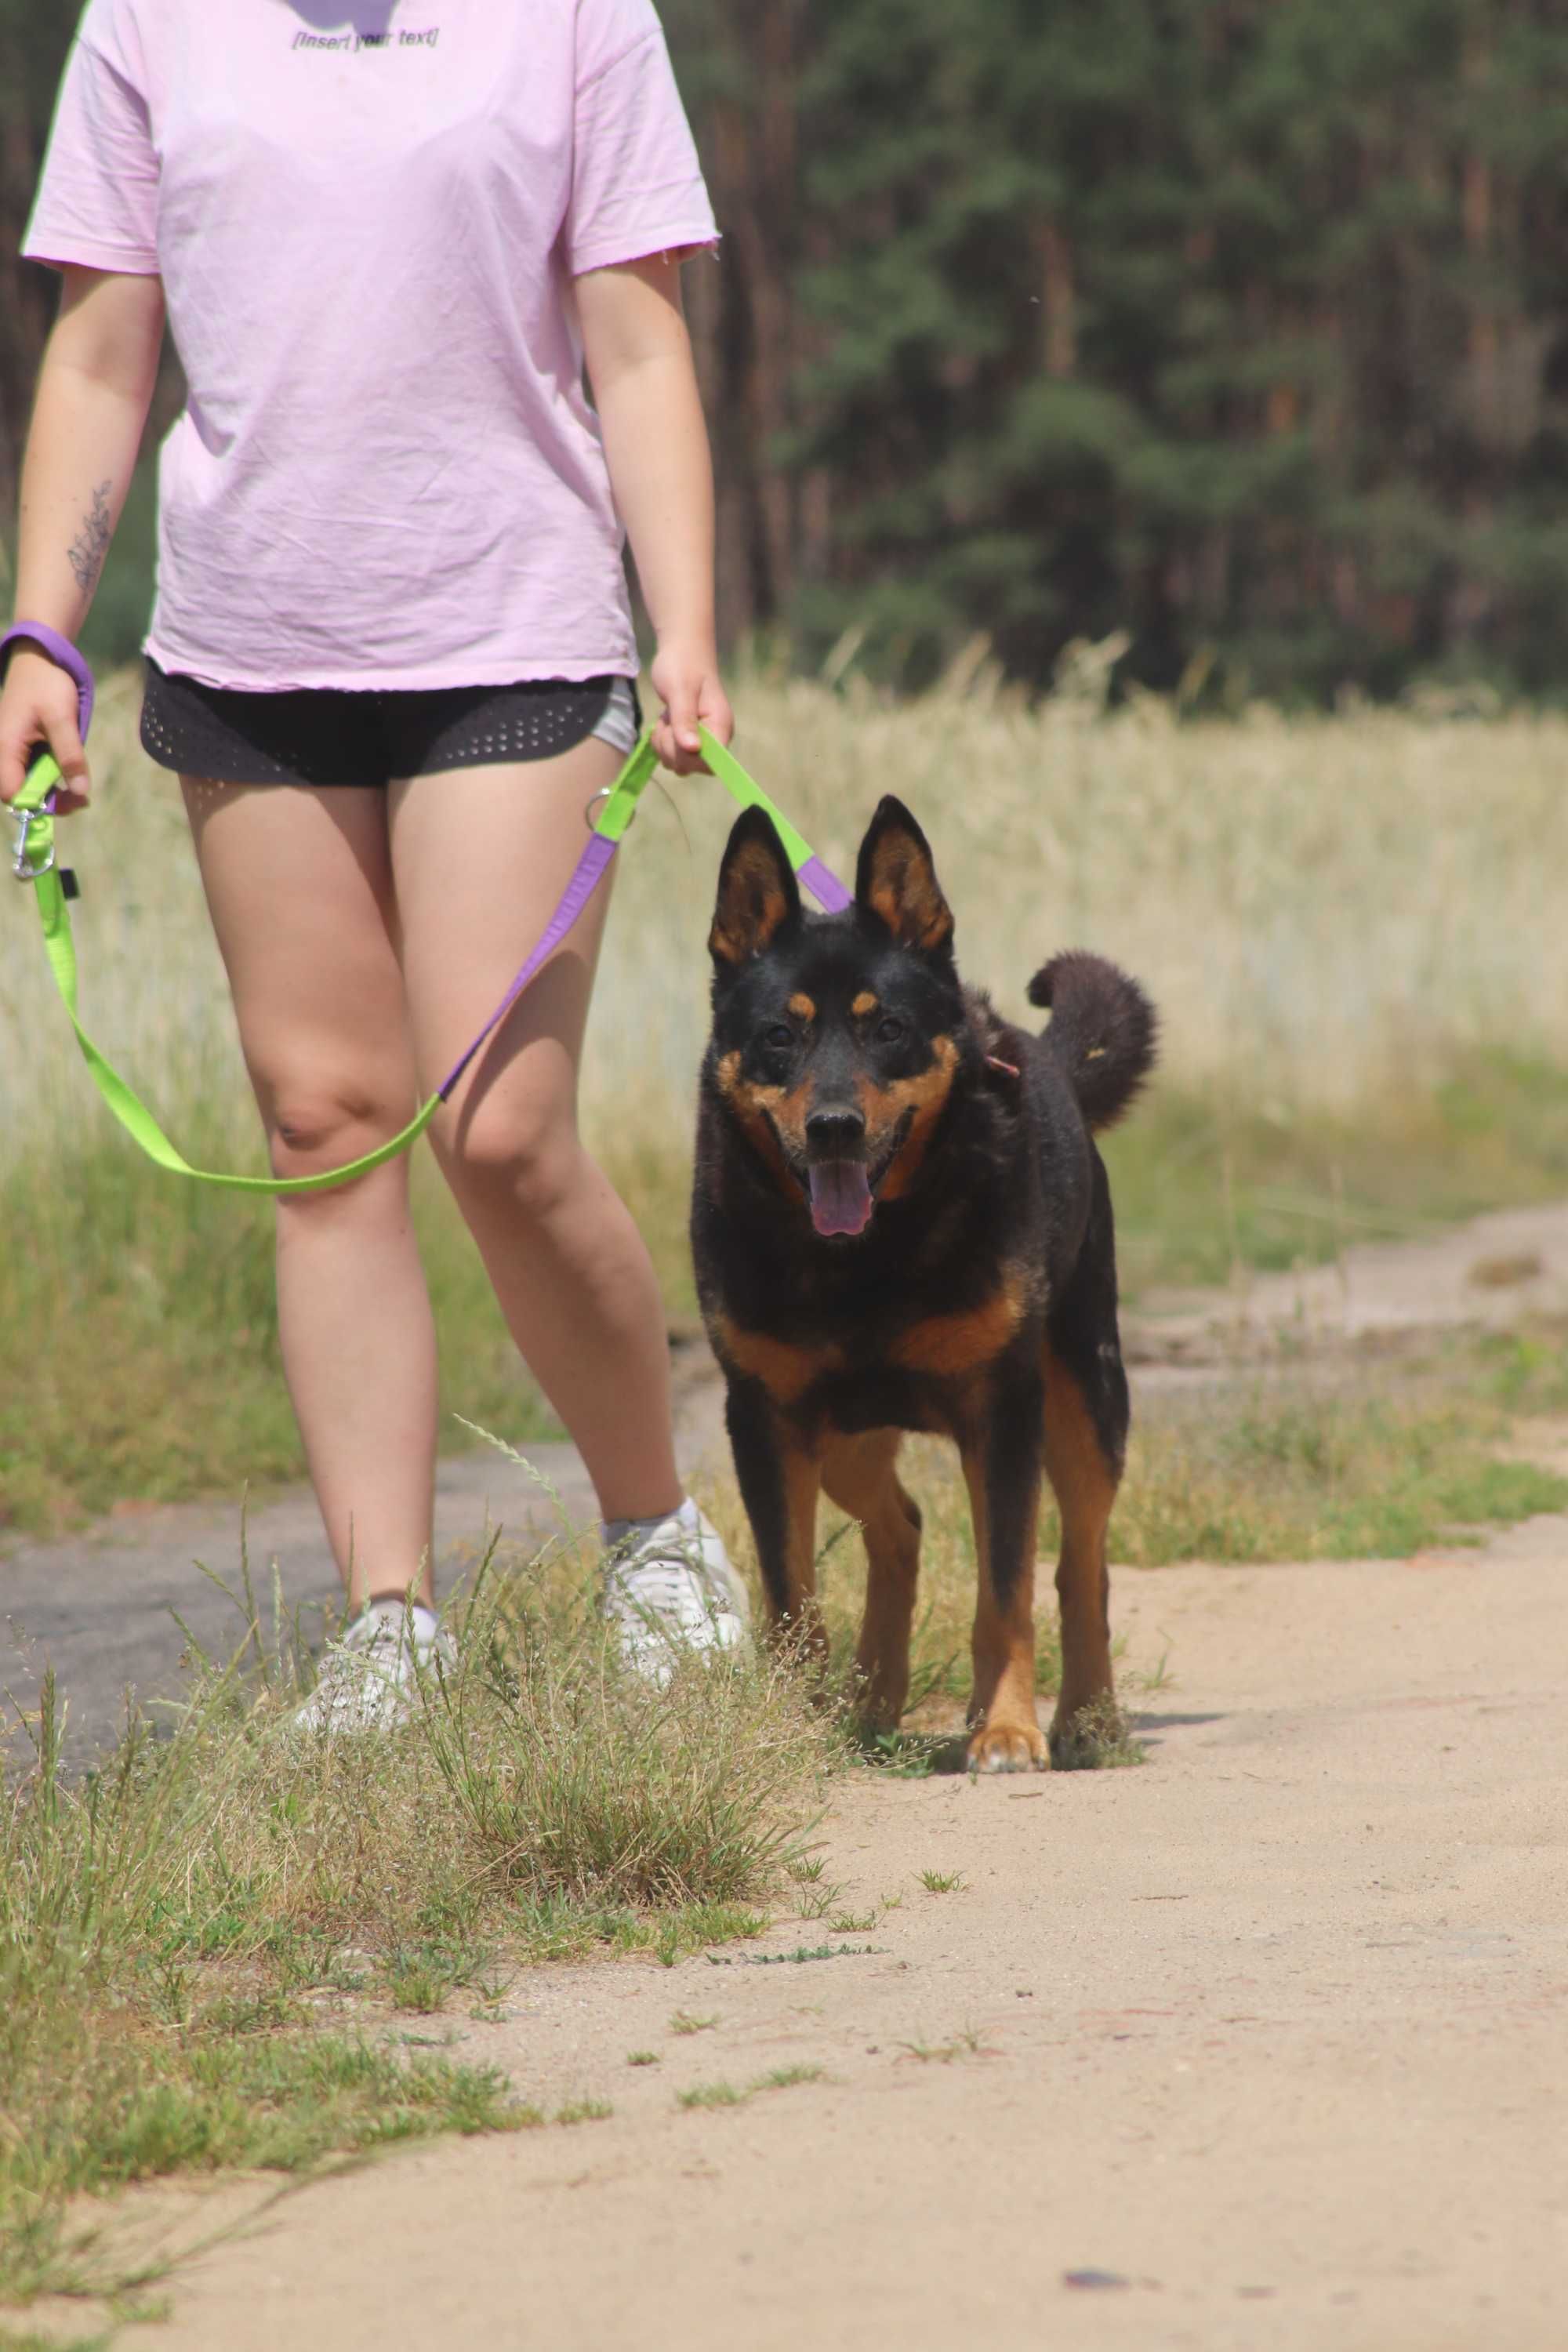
[960,1367,1047,1773]
[724,1377,826,1660]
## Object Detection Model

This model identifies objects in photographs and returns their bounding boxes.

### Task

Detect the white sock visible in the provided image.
[601,1496,696,1550]
[362,1596,439,1642]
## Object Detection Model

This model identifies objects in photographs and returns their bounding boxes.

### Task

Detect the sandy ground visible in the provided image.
[82,1503,1565,2352]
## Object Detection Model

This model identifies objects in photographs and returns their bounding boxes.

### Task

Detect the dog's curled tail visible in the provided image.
[1028,951,1158,1132]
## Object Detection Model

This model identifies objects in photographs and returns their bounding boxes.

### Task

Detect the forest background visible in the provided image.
[7,0,1568,702]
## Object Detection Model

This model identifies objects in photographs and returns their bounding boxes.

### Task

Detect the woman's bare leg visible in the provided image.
[389,733,681,1526]
[182,777,437,1606]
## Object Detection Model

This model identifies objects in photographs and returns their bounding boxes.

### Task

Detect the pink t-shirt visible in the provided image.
[24,0,717,690]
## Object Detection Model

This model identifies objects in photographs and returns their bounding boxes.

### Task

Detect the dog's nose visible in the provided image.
[806,1105,866,1158]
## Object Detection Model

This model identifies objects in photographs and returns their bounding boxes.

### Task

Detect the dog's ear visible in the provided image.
[855,797,954,958]
[710,806,803,971]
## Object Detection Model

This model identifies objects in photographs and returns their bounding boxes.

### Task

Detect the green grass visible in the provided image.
[0,1145,557,1535]
[1113,1388,1568,1566]
[0,2331,114,2352]
[895,2027,993,2065]
[1472,1326,1568,1415]
[1103,1054,1568,1298]
[0,1547,830,2313]
[675,2065,824,2111]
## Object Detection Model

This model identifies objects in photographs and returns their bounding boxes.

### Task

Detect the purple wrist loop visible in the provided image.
[0,623,96,742]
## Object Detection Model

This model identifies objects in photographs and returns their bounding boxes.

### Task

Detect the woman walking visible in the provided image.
[1,0,749,1722]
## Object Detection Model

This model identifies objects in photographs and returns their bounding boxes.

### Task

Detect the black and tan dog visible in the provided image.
[691,795,1156,1770]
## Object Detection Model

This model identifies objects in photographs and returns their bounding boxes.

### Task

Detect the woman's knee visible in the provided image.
[264,1080,414,1184]
[437,1088,582,1218]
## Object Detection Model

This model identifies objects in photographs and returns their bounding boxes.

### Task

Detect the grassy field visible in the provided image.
[4,659,1568,1533]
[0,1535,832,2315]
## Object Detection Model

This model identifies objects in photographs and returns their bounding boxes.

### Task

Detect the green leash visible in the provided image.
[8,722,849,1197]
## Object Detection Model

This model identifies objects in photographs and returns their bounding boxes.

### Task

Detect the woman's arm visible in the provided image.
[576,252,731,776]
[1,265,165,808]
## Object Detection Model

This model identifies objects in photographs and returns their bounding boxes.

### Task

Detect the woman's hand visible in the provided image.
[649,638,733,775]
[0,645,91,811]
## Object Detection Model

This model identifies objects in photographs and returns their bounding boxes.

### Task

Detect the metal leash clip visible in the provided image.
[9,802,56,882]
[584,784,633,834]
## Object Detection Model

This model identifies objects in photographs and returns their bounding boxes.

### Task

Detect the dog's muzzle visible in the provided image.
[804,1105,872,1239]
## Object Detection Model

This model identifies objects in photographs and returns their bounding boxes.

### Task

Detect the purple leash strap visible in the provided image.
[434,831,619,1100]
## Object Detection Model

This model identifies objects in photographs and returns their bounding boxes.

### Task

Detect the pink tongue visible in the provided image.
[808,1160,873,1238]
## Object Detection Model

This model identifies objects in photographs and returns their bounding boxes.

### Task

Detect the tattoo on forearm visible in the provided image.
[66,480,113,596]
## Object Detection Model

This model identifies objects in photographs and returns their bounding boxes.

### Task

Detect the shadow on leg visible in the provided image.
[724,1379,826,1661]
[962,1368,1048,1773]
[1042,1342,1123,1764]
[821,1429,922,1730]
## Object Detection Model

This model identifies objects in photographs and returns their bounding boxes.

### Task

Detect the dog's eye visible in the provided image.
[876,1014,906,1046]
[762,1024,795,1052]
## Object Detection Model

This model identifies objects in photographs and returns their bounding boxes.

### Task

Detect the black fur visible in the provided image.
[1028,949,1157,1132]
[691,796,1158,1769]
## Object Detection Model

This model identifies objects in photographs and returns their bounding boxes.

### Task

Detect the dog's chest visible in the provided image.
[712,1264,1038,1432]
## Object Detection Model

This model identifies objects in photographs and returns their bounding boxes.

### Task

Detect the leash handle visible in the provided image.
[5,622,91,879]
[1,623,96,743]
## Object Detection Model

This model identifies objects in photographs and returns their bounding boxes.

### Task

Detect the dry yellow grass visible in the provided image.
[6,658,1566,1157]
[590,662,1568,1127]
[3,661,1567,1518]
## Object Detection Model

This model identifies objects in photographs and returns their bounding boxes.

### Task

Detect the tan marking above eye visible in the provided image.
[851,991,879,1018]
[787,993,817,1022]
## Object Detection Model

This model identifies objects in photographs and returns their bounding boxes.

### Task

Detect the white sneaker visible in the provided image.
[601,1500,751,1686]
[292,1598,454,1734]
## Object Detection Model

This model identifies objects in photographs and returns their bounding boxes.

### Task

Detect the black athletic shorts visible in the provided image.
[140,659,641,788]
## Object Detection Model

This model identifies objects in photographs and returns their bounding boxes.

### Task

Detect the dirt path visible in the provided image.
[1125,1198,1568,1361]
[100,1505,1566,2352]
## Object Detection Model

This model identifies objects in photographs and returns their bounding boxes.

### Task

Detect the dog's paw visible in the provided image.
[967,1719,1049,1774]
